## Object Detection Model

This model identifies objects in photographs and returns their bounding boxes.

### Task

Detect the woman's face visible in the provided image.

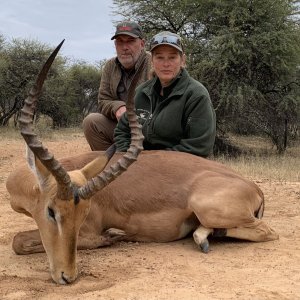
[151,45,185,87]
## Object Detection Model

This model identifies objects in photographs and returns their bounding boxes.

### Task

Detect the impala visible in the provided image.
[6,41,278,285]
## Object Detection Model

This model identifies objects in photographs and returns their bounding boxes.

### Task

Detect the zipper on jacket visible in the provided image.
[147,113,153,123]
[187,116,191,126]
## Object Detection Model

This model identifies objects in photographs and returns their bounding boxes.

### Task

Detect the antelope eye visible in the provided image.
[48,207,56,220]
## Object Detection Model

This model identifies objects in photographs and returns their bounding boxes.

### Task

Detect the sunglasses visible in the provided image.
[150,35,182,50]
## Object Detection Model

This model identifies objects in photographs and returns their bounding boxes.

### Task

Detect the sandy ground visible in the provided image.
[0,133,299,300]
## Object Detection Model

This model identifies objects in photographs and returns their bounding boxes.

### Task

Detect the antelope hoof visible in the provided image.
[200,239,210,253]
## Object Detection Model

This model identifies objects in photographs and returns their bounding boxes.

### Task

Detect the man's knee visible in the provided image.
[82,113,101,134]
[82,113,117,151]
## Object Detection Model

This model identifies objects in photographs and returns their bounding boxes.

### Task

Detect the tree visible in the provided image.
[0,37,102,128]
[112,0,300,154]
[195,0,300,153]
[112,0,207,38]
[0,34,5,49]
[36,62,101,128]
[63,62,102,121]
[0,38,66,126]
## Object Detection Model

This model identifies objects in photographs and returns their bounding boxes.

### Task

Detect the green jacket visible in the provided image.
[98,50,152,120]
[114,68,216,157]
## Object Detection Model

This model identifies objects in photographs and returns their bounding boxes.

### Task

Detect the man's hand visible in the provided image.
[115,106,127,121]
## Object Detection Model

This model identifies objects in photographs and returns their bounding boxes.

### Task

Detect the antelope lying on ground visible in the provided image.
[6,42,278,285]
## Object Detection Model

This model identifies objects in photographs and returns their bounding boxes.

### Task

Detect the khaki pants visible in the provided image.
[82,113,117,151]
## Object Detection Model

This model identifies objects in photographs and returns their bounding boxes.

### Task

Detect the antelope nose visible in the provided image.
[57,271,77,285]
[51,262,78,285]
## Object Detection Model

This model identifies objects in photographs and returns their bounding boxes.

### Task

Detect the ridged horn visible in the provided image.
[18,40,73,200]
[77,57,145,199]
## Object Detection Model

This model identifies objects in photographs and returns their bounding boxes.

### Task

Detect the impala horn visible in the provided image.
[77,56,145,199]
[19,39,144,201]
[18,40,73,200]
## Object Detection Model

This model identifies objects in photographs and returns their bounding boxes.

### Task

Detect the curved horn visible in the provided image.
[18,40,73,200]
[77,58,145,199]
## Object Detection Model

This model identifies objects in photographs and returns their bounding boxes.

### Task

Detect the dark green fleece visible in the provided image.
[114,68,216,157]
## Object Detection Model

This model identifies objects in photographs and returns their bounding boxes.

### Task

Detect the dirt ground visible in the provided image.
[0,133,299,300]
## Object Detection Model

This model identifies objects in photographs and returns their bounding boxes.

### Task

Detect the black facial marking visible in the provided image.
[73,189,80,205]
[48,207,56,220]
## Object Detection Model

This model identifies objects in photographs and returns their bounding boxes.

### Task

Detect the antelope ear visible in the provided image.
[80,144,116,180]
[26,145,51,189]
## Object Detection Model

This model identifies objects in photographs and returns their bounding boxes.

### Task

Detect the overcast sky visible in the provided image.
[0,0,120,64]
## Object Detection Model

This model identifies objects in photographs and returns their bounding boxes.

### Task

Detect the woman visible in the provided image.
[114,31,216,157]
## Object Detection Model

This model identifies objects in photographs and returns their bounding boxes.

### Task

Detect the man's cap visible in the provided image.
[149,31,183,53]
[111,21,144,40]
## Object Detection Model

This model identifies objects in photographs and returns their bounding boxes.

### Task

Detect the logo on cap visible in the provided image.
[118,26,132,31]
[111,21,144,40]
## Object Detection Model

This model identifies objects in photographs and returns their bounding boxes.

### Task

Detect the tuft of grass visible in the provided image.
[35,126,85,140]
[216,153,299,182]
[0,124,84,141]
[216,134,299,182]
[0,126,23,139]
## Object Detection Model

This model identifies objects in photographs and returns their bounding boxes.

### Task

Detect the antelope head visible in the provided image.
[18,40,143,284]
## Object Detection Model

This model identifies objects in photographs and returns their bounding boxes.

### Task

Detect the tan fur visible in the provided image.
[6,150,278,284]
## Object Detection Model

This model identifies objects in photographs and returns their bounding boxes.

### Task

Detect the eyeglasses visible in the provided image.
[150,33,183,52]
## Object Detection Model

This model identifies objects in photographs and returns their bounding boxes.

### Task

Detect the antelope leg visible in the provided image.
[77,228,127,250]
[12,228,129,254]
[193,226,213,253]
[13,229,44,255]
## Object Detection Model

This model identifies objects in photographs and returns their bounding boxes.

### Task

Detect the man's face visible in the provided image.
[114,35,145,69]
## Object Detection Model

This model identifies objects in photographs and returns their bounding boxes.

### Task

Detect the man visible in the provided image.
[83,21,152,150]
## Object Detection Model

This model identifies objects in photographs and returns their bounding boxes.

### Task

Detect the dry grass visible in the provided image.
[0,125,83,141]
[216,134,299,182]
[216,153,299,182]
[1,126,299,182]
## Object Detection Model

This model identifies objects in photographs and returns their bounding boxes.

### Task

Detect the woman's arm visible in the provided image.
[114,113,131,152]
[172,95,216,157]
